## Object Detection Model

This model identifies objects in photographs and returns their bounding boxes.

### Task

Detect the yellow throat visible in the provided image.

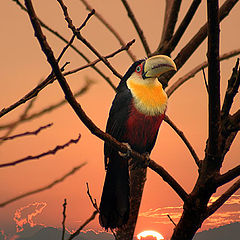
[127,75,168,116]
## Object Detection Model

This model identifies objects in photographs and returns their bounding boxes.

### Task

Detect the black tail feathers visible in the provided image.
[99,155,129,229]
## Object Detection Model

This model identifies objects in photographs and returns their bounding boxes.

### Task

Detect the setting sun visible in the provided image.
[137,230,164,240]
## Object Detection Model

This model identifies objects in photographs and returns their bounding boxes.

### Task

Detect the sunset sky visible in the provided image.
[1,0,240,239]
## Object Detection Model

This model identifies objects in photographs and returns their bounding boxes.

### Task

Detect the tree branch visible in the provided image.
[61,198,67,240]
[216,165,240,186]
[206,178,240,218]
[121,0,151,56]
[57,0,123,79]
[68,210,98,240]
[0,163,86,207]
[0,134,81,168]
[0,123,53,141]
[207,0,221,158]
[164,115,201,167]
[158,0,182,52]
[12,0,116,91]
[160,0,202,55]
[221,58,240,119]
[166,48,240,97]
[159,0,238,88]
[79,0,136,61]
[24,0,189,204]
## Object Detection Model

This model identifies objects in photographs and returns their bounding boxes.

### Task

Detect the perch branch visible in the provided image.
[0,162,86,207]
[24,0,189,203]
[121,0,151,56]
[0,134,81,168]
[79,0,136,61]
[0,123,53,141]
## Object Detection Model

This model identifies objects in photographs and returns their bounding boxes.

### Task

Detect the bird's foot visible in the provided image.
[118,142,132,159]
[130,152,150,169]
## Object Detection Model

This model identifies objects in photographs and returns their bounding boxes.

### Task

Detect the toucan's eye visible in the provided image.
[136,65,142,73]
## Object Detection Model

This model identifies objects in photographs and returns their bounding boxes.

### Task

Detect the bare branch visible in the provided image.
[68,210,98,240]
[12,0,116,92]
[159,0,239,88]
[160,0,202,55]
[86,182,99,212]
[79,0,136,61]
[24,0,189,204]
[166,48,240,97]
[202,67,209,93]
[121,0,151,56]
[167,214,177,226]
[158,0,182,52]
[164,115,201,167]
[221,58,240,119]
[0,134,81,168]
[0,123,53,141]
[207,0,221,158]
[216,165,240,186]
[57,0,123,79]
[0,162,86,207]
[206,178,240,218]
[148,160,189,203]
[62,199,67,240]
[0,39,135,120]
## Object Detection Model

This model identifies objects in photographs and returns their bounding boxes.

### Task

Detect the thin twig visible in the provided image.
[166,48,240,97]
[0,39,135,120]
[62,199,67,240]
[164,115,201,167]
[79,0,136,62]
[0,163,86,207]
[167,214,177,226]
[0,80,93,130]
[68,210,98,240]
[57,0,123,79]
[24,0,189,204]
[0,134,81,168]
[0,123,53,141]
[202,67,209,93]
[12,0,116,92]
[121,0,151,56]
[86,182,99,212]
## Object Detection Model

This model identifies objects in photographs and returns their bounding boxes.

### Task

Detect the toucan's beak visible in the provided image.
[142,55,177,79]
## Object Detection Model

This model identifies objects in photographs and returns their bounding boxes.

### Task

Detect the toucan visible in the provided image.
[99,55,177,229]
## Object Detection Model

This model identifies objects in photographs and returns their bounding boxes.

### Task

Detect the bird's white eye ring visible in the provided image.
[136,65,141,73]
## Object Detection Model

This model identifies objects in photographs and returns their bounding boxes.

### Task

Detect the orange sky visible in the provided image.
[1,1,240,239]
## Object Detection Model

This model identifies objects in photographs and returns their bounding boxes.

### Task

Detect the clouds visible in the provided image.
[139,195,240,229]
[13,202,47,233]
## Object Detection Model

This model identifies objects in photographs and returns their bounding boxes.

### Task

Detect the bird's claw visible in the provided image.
[118,143,132,159]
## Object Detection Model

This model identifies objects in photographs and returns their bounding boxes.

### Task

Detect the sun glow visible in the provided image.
[137,230,164,240]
